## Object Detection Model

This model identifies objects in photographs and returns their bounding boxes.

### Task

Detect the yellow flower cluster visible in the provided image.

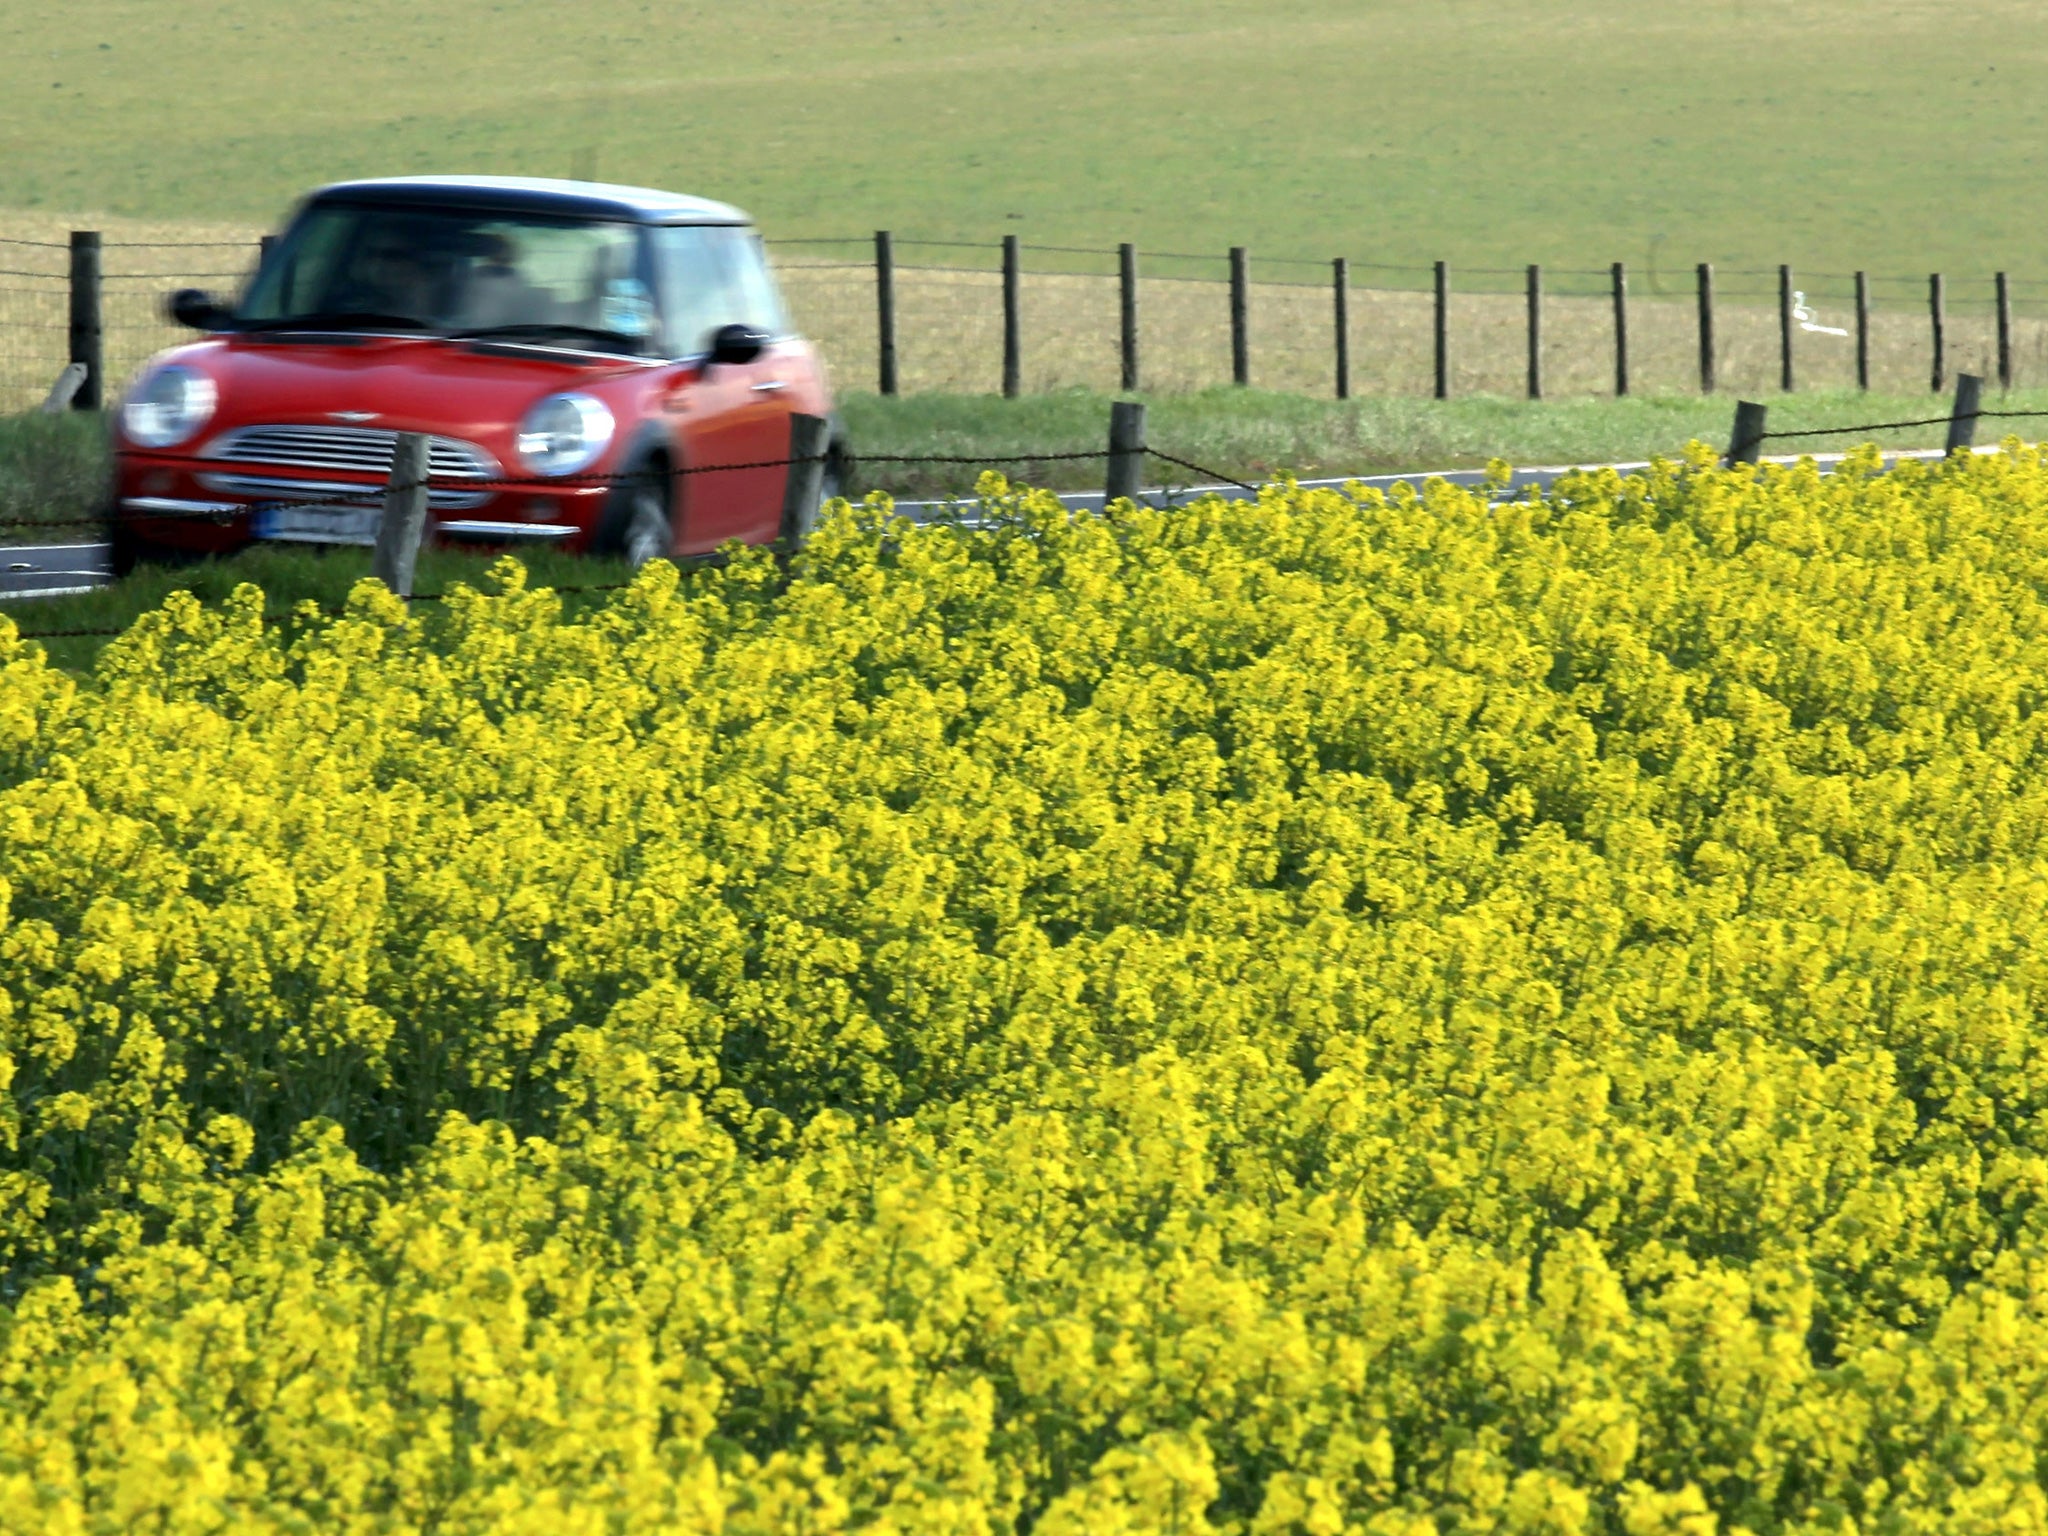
[7,445,2048,1533]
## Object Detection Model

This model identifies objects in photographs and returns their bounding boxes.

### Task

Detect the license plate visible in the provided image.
[251,502,382,546]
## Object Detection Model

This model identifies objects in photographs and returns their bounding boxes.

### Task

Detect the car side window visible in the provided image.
[651,225,791,357]
[245,206,353,318]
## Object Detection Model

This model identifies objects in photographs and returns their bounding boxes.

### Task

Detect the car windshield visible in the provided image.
[237,204,660,353]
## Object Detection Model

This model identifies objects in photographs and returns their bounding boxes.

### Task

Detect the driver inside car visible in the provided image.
[334,228,443,322]
[450,229,556,329]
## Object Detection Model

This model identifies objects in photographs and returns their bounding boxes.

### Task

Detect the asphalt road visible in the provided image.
[0,446,1958,603]
[0,543,116,600]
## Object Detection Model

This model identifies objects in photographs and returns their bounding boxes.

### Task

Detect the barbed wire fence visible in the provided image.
[6,224,2045,413]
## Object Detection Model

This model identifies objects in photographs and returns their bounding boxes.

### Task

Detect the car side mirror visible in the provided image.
[707,322,768,367]
[167,288,232,330]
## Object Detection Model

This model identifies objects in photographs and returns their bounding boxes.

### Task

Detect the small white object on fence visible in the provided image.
[39,362,87,414]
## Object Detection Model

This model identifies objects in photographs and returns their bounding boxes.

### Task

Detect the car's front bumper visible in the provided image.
[115,454,609,551]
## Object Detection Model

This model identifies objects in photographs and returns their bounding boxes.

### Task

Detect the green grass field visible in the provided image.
[4,0,2045,285]
[7,385,2033,529]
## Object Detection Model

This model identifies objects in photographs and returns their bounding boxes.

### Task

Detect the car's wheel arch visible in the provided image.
[593,421,679,556]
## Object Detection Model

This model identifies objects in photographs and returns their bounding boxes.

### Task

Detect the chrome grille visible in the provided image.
[206,425,499,481]
[194,471,490,511]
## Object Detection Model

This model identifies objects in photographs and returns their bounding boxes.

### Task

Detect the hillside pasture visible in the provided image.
[2,0,2045,280]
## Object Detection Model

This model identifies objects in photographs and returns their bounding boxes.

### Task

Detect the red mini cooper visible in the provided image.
[113,175,845,572]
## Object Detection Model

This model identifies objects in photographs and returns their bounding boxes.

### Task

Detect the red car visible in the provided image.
[113,175,846,572]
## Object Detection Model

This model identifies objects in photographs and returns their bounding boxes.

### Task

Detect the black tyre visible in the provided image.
[107,514,199,581]
[108,514,144,581]
[595,463,675,569]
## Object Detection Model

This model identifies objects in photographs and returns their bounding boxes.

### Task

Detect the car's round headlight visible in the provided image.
[516,392,615,477]
[121,364,218,449]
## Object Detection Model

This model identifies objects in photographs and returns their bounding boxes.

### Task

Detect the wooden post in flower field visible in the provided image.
[1696,262,1716,394]
[68,231,102,412]
[1612,261,1629,397]
[1726,400,1767,466]
[1333,257,1351,401]
[372,433,431,603]
[1433,260,1449,399]
[1946,373,1983,455]
[875,231,898,397]
[1002,235,1021,399]
[1106,400,1146,507]
[781,413,831,544]
[1119,243,1140,393]
[1930,272,1946,393]
[1997,273,2013,390]
[1230,246,1249,386]
[1855,271,1871,391]
[1778,264,1795,393]
[1526,264,1542,401]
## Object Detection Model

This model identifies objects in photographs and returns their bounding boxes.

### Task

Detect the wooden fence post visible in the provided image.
[1611,260,1629,397]
[1946,373,1983,455]
[1433,260,1449,400]
[1930,272,1946,393]
[1229,246,1249,386]
[68,231,102,413]
[1526,264,1543,401]
[1002,235,1021,399]
[371,432,431,602]
[1106,399,1146,507]
[875,231,897,397]
[1333,257,1350,401]
[1696,262,1715,394]
[1726,400,1767,466]
[259,233,276,260]
[1778,264,1795,393]
[1855,271,1871,392]
[1997,272,2013,391]
[1119,243,1140,393]
[780,412,831,545]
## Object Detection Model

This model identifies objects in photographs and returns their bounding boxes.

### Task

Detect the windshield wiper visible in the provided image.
[239,312,435,333]
[452,322,646,353]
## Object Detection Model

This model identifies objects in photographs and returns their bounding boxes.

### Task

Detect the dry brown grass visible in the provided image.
[775,258,2039,403]
[4,210,2034,413]
[0,208,264,413]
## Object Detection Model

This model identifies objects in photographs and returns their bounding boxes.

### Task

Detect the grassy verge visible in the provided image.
[6,542,636,676]
[0,410,111,536]
[840,386,2048,499]
[8,387,2034,532]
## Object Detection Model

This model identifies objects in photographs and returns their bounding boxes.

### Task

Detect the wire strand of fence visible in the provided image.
[1144,448,1261,494]
[1757,408,2048,442]
[11,580,653,640]
[1019,242,1121,257]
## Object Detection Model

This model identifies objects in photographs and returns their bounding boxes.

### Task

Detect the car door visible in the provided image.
[652,225,794,550]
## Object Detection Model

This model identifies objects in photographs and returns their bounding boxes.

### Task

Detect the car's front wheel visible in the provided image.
[619,479,671,569]
[595,465,673,569]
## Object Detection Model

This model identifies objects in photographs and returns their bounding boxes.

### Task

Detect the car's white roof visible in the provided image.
[311,176,752,225]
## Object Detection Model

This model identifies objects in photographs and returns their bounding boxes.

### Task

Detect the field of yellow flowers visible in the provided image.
[5,446,2048,1533]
